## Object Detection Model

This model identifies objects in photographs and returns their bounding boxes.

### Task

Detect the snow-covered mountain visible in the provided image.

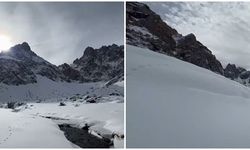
[0,42,65,85]
[126,2,224,75]
[127,45,250,147]
[0,42,124,85]
[0,42,124,102]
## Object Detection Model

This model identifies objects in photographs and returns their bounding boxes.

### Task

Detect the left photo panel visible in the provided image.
[0,2,124,148]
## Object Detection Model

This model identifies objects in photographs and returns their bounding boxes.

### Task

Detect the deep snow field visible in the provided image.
[127,45,250,148]
[0,79,124,148]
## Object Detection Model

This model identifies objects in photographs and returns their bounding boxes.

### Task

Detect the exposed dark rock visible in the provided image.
[222,63,250,86]
[59,102,66,106]
[126,2,224,75]
[58,63,81,81]
[224,64,246,80]
[6,102,26,109]
[82,123,90,131]
[86,98,97,103]
[239,71,250,79]
[127,2,177,54]
[71,44,124,82]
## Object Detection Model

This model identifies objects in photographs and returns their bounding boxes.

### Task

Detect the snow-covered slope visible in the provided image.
[127,45,250,148]
[0,75,123,102]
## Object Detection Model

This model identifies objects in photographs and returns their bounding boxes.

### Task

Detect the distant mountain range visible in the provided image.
[126,2,250,87]
[0,42,124,85]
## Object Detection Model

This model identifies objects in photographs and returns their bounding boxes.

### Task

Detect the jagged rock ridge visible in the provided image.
[59,44,124,82]
[0,42,124,85]
[224,63,250,86]
[126,2,224,75]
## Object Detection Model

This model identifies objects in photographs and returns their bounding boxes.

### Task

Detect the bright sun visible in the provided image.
[0,35,12,52]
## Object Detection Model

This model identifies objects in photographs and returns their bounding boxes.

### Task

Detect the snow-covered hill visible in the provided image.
[127,45,250,148]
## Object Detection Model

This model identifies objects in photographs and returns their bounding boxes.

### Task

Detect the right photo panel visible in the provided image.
[126,1,250,148]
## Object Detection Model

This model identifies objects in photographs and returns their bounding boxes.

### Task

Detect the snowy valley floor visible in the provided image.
[0,102,124,148]
[0,76,124,148]
[127,45,250,148]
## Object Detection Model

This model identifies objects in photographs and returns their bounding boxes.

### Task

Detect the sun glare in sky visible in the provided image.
[0,34,12,52]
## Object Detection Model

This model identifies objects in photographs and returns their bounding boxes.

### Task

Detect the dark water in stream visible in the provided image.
[58,124,113,148]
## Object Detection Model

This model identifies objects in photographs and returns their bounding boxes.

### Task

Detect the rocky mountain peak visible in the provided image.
[127,2,224,75]
[0,42,66,85]
[83,46,95,57]
[8,42,33,55]
[224,63,250,82]
[13,42,31,50]
[66,44,124,82]
[0,42,47,65]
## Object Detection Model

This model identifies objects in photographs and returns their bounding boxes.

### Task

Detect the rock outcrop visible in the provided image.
[126,2,224,75]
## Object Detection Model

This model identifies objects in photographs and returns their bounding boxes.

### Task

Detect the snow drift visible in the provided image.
[127,45,250,148]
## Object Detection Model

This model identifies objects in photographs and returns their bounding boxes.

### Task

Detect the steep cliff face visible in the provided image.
[126,2,224,75]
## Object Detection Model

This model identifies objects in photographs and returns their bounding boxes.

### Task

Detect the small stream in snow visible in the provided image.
[40,115,115,148]
[59,124,113,148]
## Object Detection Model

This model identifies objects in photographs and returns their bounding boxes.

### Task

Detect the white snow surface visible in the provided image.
[0,109,73,148]
[0,76,124,148]
[23,102,124,137]
[127,45,250,148]
[0,102,124,148]
[127,25,158,39]
[0,76,123,102]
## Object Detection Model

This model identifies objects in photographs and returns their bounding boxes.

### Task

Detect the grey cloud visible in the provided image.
[0,2,124,65]
[146,2,250,69]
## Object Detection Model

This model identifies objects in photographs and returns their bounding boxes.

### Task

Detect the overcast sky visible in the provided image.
[0,2,124,65]
[146,2,250,69]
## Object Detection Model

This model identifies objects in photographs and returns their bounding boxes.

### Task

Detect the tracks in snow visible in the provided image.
[0,126,13,145]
